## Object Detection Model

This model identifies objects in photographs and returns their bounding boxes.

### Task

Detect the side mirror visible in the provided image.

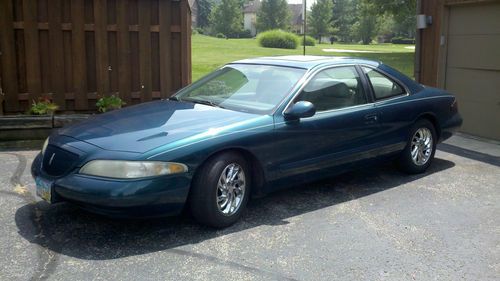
[284,101,316,120]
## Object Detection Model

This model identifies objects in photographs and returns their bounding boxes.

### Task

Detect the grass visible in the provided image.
[191,34,415,81]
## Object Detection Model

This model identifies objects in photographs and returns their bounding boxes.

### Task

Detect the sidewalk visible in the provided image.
[439,132,500,166]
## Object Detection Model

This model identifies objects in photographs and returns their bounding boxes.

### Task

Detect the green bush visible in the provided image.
[238,29,253,38]
[391,37,415,44]
[215,33,226,39]
[197,27,212,35]
[96,95,126,113]
[301,35,316,46]
[257,29,299,49]
[28,98,59,115]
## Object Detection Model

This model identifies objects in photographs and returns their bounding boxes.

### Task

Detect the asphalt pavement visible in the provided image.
[0,135,499,281]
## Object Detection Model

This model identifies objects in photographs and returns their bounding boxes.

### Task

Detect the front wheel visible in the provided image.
[189,152,251,228]
[398,119,437,174]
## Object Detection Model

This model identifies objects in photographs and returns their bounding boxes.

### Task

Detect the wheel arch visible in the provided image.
[192,147,267,196]
[415,113,441,141]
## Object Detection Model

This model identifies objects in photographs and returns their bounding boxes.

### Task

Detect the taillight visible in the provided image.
[451,98,458,113]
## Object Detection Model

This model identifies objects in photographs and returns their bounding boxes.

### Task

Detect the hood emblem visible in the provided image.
[48,153,56,166]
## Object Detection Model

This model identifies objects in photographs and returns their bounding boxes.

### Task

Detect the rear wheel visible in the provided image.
[398,119,437,174]
[189,152,251,228]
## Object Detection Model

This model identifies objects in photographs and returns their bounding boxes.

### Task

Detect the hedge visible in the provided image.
[391,37,415,44]
[302,35,316,46]
[257,29,299,49]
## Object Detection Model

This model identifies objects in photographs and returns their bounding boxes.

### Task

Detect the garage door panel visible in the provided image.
[448,3,500,35]
[456,100,500,140]
[445,2,500,140]
[447,35,500,71]
[445,68,500,103]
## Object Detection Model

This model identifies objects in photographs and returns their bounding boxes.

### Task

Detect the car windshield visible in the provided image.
[174,64,306,114]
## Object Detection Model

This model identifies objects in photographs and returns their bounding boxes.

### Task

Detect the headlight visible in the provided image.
[79,160,188,179]
[41,138,49,155]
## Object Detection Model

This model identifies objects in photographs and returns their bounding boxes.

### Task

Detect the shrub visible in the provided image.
[198,27,213,35]
[301,35,316,46]
[391,37,415,44]
[28,98,59,115]
[215,33,226,39]
[257,29,299,49]
[96,95,126,113]
[238,29,253,38]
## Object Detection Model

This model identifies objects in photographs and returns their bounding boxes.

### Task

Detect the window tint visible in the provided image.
[296,66,367,111]
[363,67,405,100]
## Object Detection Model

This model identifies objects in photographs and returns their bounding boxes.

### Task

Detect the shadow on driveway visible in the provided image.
[438,143,500,167]
[15,158,455,261]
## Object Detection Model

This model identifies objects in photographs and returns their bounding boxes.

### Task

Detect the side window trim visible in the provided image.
[313,103,375,116]
[355,65,376,103]
[281,64,380,117]
[361,66,409,101]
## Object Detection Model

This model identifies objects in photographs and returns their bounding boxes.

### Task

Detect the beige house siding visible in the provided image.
[242,1,303,36]
[244,12,257,36]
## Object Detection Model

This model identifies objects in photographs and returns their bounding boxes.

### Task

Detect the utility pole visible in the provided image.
[303,0,307,55]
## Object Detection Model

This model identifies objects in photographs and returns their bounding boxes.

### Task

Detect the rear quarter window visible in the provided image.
[362,67,406,100]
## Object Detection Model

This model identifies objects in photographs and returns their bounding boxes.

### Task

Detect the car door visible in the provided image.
[361,66,414,155]
[269,65,383,183]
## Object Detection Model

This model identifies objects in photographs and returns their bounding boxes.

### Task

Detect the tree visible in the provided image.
[309,0,335,43]
[209,0,243,37]
[352,0,377,44]
[332,0,357,42]
[197,0,214,28]
[332,0,416,43]
[369,0,417,38]
[256,0,290,32]
[376,13,396,41]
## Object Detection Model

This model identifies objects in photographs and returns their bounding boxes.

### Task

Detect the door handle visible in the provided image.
[364,114,379,123]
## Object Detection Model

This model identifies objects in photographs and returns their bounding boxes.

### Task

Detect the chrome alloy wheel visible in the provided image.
[216,163,246,216]
[411,127,433,166]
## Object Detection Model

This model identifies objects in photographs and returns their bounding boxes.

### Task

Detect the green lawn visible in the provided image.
[192,34,415,81]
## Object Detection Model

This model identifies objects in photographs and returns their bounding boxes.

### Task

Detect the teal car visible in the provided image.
[31,56,462,227]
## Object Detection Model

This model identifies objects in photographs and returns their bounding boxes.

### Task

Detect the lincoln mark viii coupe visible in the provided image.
[32,56,462,227]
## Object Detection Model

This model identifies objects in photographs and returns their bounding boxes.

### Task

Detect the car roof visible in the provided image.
[230,55,381,70]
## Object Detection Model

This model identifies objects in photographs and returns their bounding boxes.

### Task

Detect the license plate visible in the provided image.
[35,177,53,203]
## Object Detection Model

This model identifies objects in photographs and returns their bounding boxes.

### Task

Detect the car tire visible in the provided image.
[398,119,437,174]
[189,152,251,228]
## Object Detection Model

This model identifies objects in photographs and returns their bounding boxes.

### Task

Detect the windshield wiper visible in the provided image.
[186,99,225,109]
[168,96,180,101]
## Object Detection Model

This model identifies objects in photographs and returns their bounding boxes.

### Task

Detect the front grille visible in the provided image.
[42,145,79,177]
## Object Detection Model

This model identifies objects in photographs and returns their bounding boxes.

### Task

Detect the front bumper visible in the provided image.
[31,153,191,218]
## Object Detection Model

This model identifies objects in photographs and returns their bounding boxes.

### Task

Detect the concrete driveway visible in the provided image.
[0,135,499,281]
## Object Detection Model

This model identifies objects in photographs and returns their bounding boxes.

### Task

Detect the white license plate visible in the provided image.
[35,177,53,203]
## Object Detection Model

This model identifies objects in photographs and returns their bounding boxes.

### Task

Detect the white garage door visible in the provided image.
[444,3,500,140]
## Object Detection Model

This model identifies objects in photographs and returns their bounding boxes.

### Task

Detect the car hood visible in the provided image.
[59,100,260,153]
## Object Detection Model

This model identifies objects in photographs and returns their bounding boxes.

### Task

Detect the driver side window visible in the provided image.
[296,66,367,112]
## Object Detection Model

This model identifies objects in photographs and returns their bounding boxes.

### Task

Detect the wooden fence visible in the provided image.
[0,0,192,114]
